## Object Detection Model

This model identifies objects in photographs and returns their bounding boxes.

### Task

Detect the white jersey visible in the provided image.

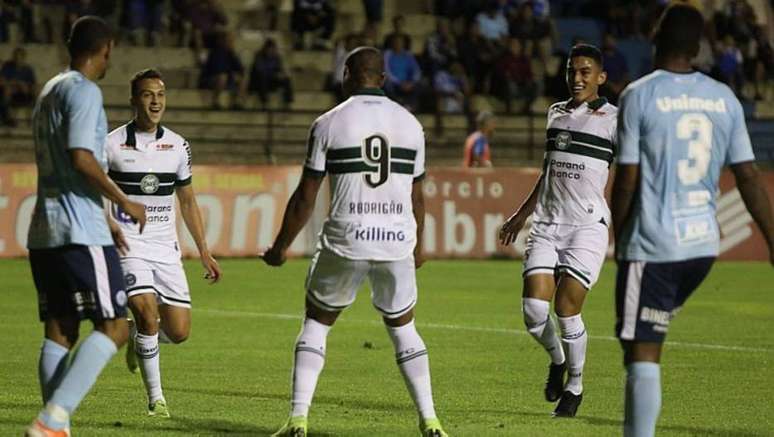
[106,122,192,263]
[305,88,426,261]
[533,98,617,225]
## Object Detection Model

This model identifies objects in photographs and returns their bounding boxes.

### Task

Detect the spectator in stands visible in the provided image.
[600,33,629,104]
[249,38,294,109]
[423,18,458,77]
[384,34,423,112]
[463,111,495,168]
[0,47,36,107]
[291,0,336,51]
[0,3,13,43]
[34,0,68,43]
[122,0,165,46]
[362,0,383,35]
[189,0,228,58]
[457,20,498,93]
[382,15,411,52]
[475,1,508,48]
[495,38,537,114]
[752,28,773,101]
[199,31,247,109]
[433,61,471,135]
[329,32,361,102]
[715,34,744,97]
[507,0,554,63]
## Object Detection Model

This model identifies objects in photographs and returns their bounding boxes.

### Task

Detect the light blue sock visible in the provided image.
[625,362,661,437]
[38,339,70,404]
[40,331,117,430]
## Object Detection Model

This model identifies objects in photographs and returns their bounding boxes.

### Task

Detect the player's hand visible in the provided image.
[120,199,147,234]
[200,250,222,284]
[260,245,286,267]
[414,250,426,269]
[499,212,527,246]
[108,219,129,256]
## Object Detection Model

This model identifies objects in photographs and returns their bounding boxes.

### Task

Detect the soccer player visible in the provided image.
[499,44,617,417]
[25,16,147,437]
[612,5,774,437]
[105,68,222,417]
[261,46,448,437]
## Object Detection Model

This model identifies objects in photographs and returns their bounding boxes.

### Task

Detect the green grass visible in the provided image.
[1,259,772,436]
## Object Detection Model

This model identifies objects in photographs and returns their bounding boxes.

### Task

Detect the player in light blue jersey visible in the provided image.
[26,16,146,437]
[611,5,774,437]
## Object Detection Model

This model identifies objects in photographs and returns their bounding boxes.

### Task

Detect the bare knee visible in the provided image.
[95,318,129,348]
[554,275,588,317]
[622,341,662,365]
[383,309,414,328]
[129,294,160,334]
[164,326,189,344]
[45,317,80,349]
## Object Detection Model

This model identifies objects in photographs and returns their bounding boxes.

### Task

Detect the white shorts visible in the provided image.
[122,257,191,308]
[305,247,417,319]
[523,220,609,289]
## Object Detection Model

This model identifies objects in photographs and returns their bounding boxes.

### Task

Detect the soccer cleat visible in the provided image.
[24,420,70,437]
[271,416,307,437]
[147,399,170,418]
[544,362,566,402]
[419,418,448,437]
[126,319,138,374]
[553,391,583,418]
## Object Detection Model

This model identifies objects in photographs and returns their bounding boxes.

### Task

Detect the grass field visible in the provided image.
[1,259,772,436]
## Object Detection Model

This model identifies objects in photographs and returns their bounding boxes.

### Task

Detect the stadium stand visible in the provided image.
[0,0,772,166]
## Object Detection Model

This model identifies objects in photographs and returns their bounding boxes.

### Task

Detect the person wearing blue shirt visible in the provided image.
[611,5,774,437]
[384,34,422,111]
[25,16,147,437]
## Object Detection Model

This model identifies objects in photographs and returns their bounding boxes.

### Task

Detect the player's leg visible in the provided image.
[552,221,608,416]
[30,245,129,434]
[371,256,447,436]
[521,223,564,401]
[274,248,365,436]
[154,260,193,344]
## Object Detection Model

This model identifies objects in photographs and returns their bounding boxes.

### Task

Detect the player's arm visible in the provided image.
[261,169,324,266]
[611,164,639,242]
[176,184,221,283]
[70,149,146,233]
[412,177,425,269]
[499,171,543,245]
[731,161,774,265]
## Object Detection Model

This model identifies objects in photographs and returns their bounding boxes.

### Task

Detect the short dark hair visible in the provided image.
[131,68,164,96]
[653,4,704,59]
[569,44,603,68]
[345,46,384,84]
[67,15,114,59]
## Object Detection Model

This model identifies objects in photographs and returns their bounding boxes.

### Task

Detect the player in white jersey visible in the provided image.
[499,44,616,417]
[106,69,222,418]
[262,47,447,437]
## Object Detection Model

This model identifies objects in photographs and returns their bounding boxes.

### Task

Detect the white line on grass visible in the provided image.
[197,308,773,354]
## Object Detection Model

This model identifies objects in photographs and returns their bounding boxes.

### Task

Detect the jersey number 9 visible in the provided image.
[363,134,390,188]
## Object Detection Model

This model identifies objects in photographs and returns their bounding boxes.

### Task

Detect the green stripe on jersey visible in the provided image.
[391,162,414,174]
[108,170,177,183]
[326,161,374,173]
[391,147,417,160]
[327,147,417,161]
[546,140,614,163]
[546,128,613,151]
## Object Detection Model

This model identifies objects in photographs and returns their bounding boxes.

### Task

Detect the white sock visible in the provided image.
[291,318,330,417]
[386,320,437,420]
[558,314,587,395]
[135,333,164,403]
[523,298,565,365]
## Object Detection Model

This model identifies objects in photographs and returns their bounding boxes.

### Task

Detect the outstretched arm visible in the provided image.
[176,184,221,283]
[261,170,325,266]
[731,161,774,266]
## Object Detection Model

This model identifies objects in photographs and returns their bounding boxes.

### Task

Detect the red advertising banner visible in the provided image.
[0,164,771,260]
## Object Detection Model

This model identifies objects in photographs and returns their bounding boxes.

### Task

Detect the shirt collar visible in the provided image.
[351,88,386,97]
[125,120,164,147]
[562,97,607,112]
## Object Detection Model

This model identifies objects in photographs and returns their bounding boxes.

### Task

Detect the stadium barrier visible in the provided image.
[1,164,771,260]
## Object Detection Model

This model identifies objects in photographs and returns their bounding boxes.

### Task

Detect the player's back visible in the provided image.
[617,70,755,261]
[28,70,111,249]
[305,89,426,261]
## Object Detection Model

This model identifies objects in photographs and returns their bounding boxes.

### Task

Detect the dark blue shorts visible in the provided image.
[615,257,714,343]
[29,245,128,321]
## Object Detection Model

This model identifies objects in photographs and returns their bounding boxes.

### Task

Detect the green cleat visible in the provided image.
[419,418,448,437]
[271,416,307,437]
[126,319,138,374]
[147,399,170,418]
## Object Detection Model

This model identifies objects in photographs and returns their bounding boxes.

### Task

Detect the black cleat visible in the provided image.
[553,391,583,417]
[544,362,566,402]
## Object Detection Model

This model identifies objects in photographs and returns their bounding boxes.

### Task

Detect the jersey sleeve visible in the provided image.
[303,118,328,177]
[413,126,426,181]
[176,139,193,186]
[616,87,640,164]
[66,82,103,153]
[725,97,755,165]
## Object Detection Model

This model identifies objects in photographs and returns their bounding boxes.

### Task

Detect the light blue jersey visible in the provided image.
[27,70,112,249]
[616,70,755,262]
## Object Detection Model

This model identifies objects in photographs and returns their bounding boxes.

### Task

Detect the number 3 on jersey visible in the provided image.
[363,134,390,188]
[676,113,713,185]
